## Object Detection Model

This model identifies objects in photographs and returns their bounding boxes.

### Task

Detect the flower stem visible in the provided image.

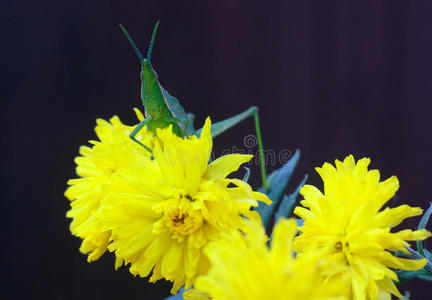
[252,108,268,190]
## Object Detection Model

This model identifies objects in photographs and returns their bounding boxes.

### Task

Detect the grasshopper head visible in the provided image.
[140,59,159,87]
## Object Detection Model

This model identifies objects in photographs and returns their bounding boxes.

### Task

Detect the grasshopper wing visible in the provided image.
[160,85,189,130]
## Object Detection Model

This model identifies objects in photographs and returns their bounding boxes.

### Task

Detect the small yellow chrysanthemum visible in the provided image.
[65,109,154,261]
[100,117,270,293]
[189,218,347,300]
[294,155,431,300]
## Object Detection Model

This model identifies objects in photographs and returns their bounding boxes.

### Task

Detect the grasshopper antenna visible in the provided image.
[147,21,160,62]
[119,23,144,61]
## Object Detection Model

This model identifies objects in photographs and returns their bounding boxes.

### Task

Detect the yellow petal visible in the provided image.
[161,241,183,278]
[133,107,145,121]
[205,154,253,180]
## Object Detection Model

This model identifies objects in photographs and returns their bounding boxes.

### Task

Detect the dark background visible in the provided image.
[3,0,432,299]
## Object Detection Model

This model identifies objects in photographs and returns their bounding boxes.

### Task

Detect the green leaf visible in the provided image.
[395,270,419,285]
[184,113,196,136]
[404,247,432,274]
[396,268,432,285]
[274,175,308,222]
[266,171,277,185]
[424,249,432,262]
[416,202,432,257]
[417,270,432,281]
[195,107,257,138]
[417,202,432,230]
[242,167,250,182]
[399,291,410,300]
[255,150,300,227]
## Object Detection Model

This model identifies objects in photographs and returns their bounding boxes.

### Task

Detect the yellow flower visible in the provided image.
[190,218,347,300]
[65,109,154,262]
[294,155,431,300]
[100,117,270,293]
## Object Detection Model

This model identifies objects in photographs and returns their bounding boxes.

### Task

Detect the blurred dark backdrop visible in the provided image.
[2,0,432,299]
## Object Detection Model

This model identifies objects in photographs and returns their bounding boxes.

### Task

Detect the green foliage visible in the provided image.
[424,249,432,262]
[195,107,257,138]
[399,291,410,300]
[274,175,307,223]
[416,202,432,257]
[396,268,432,285]
[255,150,301,228]
[396,269,426,285]
[242,167,251,182]
[394,211,432,286]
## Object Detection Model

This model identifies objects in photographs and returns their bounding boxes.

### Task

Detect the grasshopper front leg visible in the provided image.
[130,119,153,154]
[195,106,268,190]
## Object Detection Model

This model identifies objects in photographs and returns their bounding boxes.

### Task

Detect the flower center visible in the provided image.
[164,197,203,241]
[334,240,350,252]
[108,165,118,173]
[334,238,352,265]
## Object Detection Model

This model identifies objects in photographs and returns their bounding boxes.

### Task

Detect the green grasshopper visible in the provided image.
[119,22,268,189]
